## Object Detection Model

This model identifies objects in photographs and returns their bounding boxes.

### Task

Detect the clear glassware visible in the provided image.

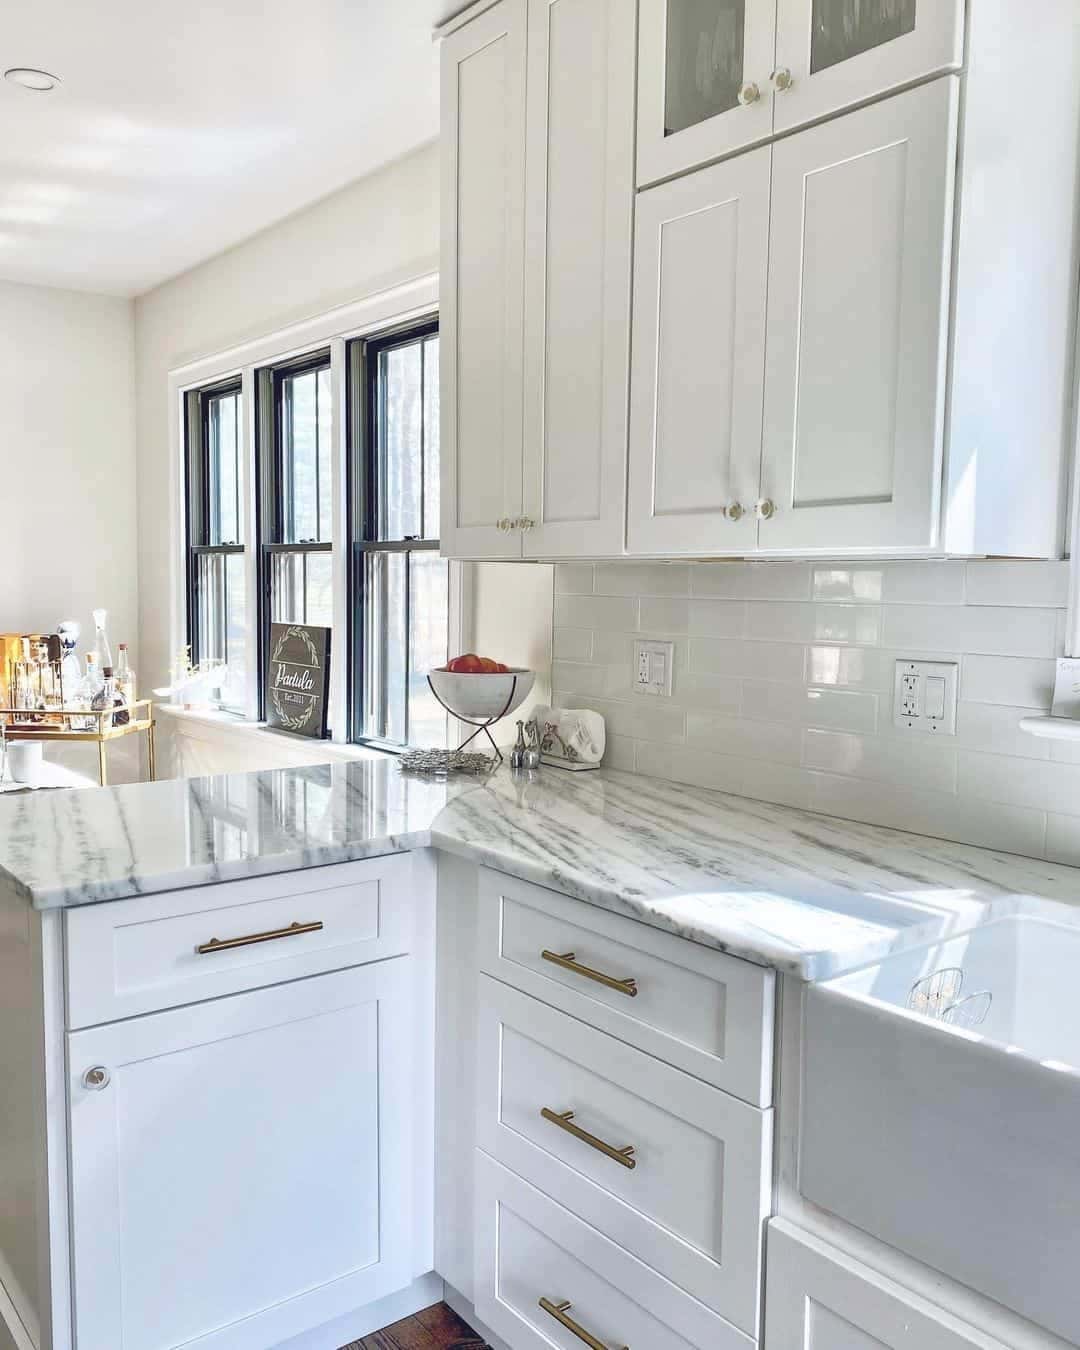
[92,609,113,672]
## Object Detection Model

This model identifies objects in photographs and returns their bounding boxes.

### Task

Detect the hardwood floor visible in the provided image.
[339,1300,485,1350]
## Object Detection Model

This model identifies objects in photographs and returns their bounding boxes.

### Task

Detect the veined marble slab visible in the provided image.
[1,759,1077,979]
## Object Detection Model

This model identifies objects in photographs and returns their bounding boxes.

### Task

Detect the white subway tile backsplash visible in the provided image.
[552,628,593,662]
[687,711,802,764]
[961,655,1056,709]
[543,555,1073,862]
[554,594,638,632]
[690,637,806,683]
[554,563,595,595]
[689,561,811,600]
[595,562,689,596]
[742,681,878,733]
[883,604,1059,658]
[964,560,1069,608]
[803,728,957,793]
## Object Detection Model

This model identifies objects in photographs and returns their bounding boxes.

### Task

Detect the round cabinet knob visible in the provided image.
[83,1066,110,1091]
[519,517,535,532]
[771,67,794,92]
[725,501,745,521]
[496,517,510,532]
[738,82,761,106]
[756,498,777,520]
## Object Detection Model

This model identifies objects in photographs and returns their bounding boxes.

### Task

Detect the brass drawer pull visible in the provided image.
[541,1108,636,1170]
[541,949,638,997]
[539,1298,628,1350]
[196,920,324,955]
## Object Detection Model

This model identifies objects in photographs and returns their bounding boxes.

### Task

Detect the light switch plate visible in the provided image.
[892,660,957,734]
[634,639,674,698]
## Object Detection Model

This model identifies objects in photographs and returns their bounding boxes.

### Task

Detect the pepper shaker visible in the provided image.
[523,719,541,770]
[510,719,527,769]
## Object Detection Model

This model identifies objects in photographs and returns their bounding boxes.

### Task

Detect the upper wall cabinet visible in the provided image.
[441,0,633,560]
[521,0,634,558]
[637,0,963,187]
[441,0,528,559]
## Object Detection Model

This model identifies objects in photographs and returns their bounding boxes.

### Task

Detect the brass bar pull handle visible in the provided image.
[538,1298,628,1350]
[195,920,323,955]
[541,949,638,997]
[541,1108,636,1170]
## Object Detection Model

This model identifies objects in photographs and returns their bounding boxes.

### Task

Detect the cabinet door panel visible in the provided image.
[628,148,770,555]
[759,78,957,552]
[638,0,777,186]
[68,961,414,1350]
[774,0,963,133]
[765,1221,1013,1350]
[441,0,526,558]
[521,0,633,557]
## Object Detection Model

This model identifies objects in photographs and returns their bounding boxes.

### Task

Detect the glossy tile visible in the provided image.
[595,561,689,597]
[554,563,595,595]
[806,645,892,690]
[687,711,803,764]
[554,594,638,632]
[690,637,806,683]
[803,728,957,793]
[953,701,1050,761]
[812,566,884,603]
[964,559,1069,608]
[883,604,1059,658]
[1045,813,1080,867]
[957,749,1080,812]
[747,602,881,645]
[552,628,593,662]
[742,681,878,733]
[689,561,812,600]
[882,561,966,605]
[961,655,1056,709]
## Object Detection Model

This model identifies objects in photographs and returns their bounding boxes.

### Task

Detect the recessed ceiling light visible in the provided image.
[4,67,60,92]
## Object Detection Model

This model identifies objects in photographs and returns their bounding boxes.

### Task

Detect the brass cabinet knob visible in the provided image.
[771,67,794,92]
[738,81,761,105]
[83,1066,110,1091]
[725,501,745,521]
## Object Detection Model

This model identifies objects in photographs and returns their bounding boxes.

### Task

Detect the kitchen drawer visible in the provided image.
[477,867,774,1104]
[765,1221,1015,1350]
[475,1151,754,1350]
[477,976,771,1336]
[65,855,416,1028]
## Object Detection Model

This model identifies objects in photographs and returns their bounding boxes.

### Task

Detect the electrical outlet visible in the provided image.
[634,639,674,698]
[893,660,958,734]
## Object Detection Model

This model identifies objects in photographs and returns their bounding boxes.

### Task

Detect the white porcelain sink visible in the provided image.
[801,909,1080,1346]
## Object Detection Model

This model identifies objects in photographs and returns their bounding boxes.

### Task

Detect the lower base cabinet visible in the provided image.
[474,1152,754,1350]
[67,960,417,1350]
[764,1221,1013,1350]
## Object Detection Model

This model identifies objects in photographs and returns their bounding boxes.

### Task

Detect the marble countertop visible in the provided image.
[1,758,1077,979]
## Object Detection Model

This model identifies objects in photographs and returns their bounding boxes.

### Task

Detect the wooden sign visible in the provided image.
[265,623,330,738]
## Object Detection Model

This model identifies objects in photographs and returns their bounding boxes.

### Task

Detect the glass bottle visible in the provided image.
[92,609,113,672]
[57,620,82,708]
[76,653,103,730]
[116,644,136,712]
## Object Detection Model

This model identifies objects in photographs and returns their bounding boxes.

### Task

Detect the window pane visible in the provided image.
[195,551,246,710]
[376,342,423,541]
[360,550,407,744]
[422,336,440,538]
[208,391,241,545]
[270,550,334,628]
[282,366,331,544]
[408,551,449,748]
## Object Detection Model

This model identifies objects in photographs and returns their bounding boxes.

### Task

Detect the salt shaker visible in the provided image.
[510,720,527,769]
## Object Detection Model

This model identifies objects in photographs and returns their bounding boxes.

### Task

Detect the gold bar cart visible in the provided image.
[1,700,156,787]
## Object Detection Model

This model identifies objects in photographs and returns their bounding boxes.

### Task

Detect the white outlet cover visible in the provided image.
[892,660,958,734]
[634,639,674,698]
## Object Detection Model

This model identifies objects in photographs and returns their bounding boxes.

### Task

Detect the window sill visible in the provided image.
[155,704,393,764]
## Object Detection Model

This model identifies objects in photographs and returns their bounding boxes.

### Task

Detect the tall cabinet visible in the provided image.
[440,0,634,560]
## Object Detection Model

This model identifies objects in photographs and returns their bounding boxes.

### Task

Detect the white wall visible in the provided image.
[133,143,442,696]
[0,280,137,781]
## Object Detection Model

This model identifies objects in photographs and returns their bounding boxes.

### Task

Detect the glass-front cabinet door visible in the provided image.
[637,0,777,186]
[773,0,963,132]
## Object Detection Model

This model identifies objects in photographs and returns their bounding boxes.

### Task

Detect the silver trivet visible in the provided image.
[399,748,496,776]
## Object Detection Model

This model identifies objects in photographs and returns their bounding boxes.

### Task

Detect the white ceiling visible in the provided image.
[0,1,467,296]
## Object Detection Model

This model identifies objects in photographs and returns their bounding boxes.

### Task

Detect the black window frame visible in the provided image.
[255,347,333,719]
[347,315,444,749]
[183,375,245,708]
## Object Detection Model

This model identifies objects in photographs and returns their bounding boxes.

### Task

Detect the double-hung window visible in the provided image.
[349,319,448,748]
[183,377,246,711]
[256,350,334,713]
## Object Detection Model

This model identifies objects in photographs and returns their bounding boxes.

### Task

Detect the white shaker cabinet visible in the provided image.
[440,0,527,558]
[441,0,633,560]
[758,76,957,551]
[636,0,777,187]
[773,0,963,135]
[67,961,416,1350]
[521,0,634,558]
[627,147,770,555]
